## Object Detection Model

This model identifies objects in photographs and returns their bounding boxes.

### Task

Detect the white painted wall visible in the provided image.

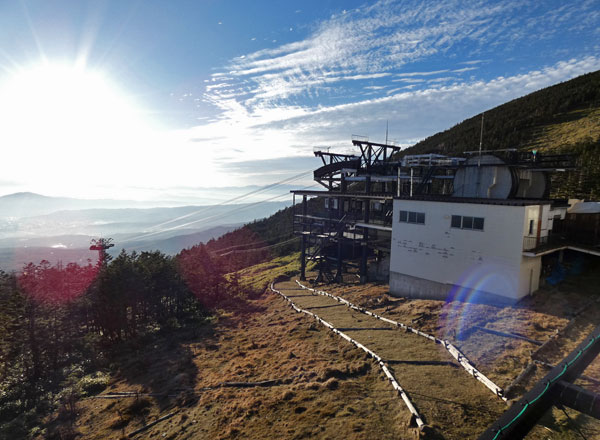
[519,255,541,296]
[390,199,542,301]
[523,204,565,240]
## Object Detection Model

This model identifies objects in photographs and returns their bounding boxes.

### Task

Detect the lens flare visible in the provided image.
[17,259,99,305]
[438,263,516,340]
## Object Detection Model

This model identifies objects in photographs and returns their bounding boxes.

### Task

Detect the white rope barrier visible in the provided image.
[270,282,425,429]
[294,279,506,401]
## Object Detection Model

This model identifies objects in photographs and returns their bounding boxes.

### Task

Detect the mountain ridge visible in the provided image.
[0,191,186,218]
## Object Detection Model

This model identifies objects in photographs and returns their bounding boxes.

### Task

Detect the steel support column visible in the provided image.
[335,195,344,282]
[300,195,307,281]
[360,197,370,284]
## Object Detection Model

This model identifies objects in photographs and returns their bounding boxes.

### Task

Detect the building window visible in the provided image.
[451,215,484,231]
[399,210,425,224]
[528,219,534,235]
[451,215,461,228]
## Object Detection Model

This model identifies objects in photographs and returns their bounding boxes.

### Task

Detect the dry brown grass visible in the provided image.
[43,258,600,439]
[524,107,600,153]
[278,279,506,439]
[54,279,408,439]
[304,265,600,439]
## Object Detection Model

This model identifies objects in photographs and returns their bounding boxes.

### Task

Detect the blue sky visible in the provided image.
[0,0,599,203]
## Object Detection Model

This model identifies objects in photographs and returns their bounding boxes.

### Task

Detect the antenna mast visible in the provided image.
[385,120,389,145]
[478,112,485,166]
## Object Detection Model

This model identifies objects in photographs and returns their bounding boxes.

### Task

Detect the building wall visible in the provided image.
[390,199,542,302]
[523,205,553,240]
[519,255,542,296]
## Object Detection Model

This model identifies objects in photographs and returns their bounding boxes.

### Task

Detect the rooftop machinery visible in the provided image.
[292,138,576,283]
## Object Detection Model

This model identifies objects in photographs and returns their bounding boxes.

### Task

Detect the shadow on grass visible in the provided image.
[107,321,213,407]
[109,297,265,403]
[339,327,396,332]
[386,359,458,367]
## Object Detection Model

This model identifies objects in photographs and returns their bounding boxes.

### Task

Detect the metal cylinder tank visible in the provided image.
[452,155,514,199]
[515,169,548,198]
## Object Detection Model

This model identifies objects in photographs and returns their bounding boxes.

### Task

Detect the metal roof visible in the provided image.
[291,190,394,200]
[393,194,560,206]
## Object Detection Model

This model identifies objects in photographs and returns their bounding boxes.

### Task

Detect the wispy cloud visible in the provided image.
[396,69,450,77]
[187,55,600,185]
[453,67,478,73]
[205,0,536,113]
[181,0,600,187]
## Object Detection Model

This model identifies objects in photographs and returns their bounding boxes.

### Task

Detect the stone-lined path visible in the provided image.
[274,279,506,439]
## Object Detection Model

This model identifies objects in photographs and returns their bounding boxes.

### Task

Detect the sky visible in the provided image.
[0,0,599,204]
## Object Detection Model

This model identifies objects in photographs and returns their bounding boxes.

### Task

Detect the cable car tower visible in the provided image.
[89,238,114,266]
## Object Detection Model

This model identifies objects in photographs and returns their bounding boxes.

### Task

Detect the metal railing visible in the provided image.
[523,236,546,251]
[522,235,570,252]
[523,230,600,253]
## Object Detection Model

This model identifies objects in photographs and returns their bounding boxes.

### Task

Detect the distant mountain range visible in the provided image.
[0,192,185,218]
[0,192,291,271]
[0,185,301,218]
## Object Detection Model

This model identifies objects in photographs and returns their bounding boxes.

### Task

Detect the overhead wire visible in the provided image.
[142,170,313,233]
[126,172,315,242]
[215,237,300,257]
[207,232,296,254]
[130,191,293,241]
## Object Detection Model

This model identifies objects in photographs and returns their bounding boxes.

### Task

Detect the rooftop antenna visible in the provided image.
[478,112,485,167]
[385,120,389,145]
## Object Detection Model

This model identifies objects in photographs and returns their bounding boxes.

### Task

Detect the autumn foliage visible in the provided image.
[0,243,241,437]
[17,260,98,305]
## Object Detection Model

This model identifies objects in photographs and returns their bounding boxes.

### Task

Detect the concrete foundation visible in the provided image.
[369,255,390,282]
[389,271,519,305]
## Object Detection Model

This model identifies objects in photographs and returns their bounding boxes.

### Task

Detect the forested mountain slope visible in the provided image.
[404,70,600,155]
[402,70,600,199]
[204,205,298,271]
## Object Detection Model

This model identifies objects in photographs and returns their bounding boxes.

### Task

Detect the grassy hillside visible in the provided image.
[30,257,409,440]
[403,70,600,199]
[35,253,600,439]
[405,70,600,155]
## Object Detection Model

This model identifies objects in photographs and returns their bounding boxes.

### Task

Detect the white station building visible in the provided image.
[390,196,567,304]
[389,154,573,304]
[293,143,584,304]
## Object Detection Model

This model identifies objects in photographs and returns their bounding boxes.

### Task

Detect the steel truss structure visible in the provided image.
[293,139,576,284]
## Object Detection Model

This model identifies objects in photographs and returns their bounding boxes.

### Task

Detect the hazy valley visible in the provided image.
[0,192,290,271]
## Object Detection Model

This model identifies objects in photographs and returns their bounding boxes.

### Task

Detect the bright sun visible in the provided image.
[0,62,159,194]
[0,63,144,145]
[0,62,221,197]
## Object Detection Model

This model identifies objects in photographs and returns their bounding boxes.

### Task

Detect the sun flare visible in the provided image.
[0,62,167,194]
[0,63,144,146]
